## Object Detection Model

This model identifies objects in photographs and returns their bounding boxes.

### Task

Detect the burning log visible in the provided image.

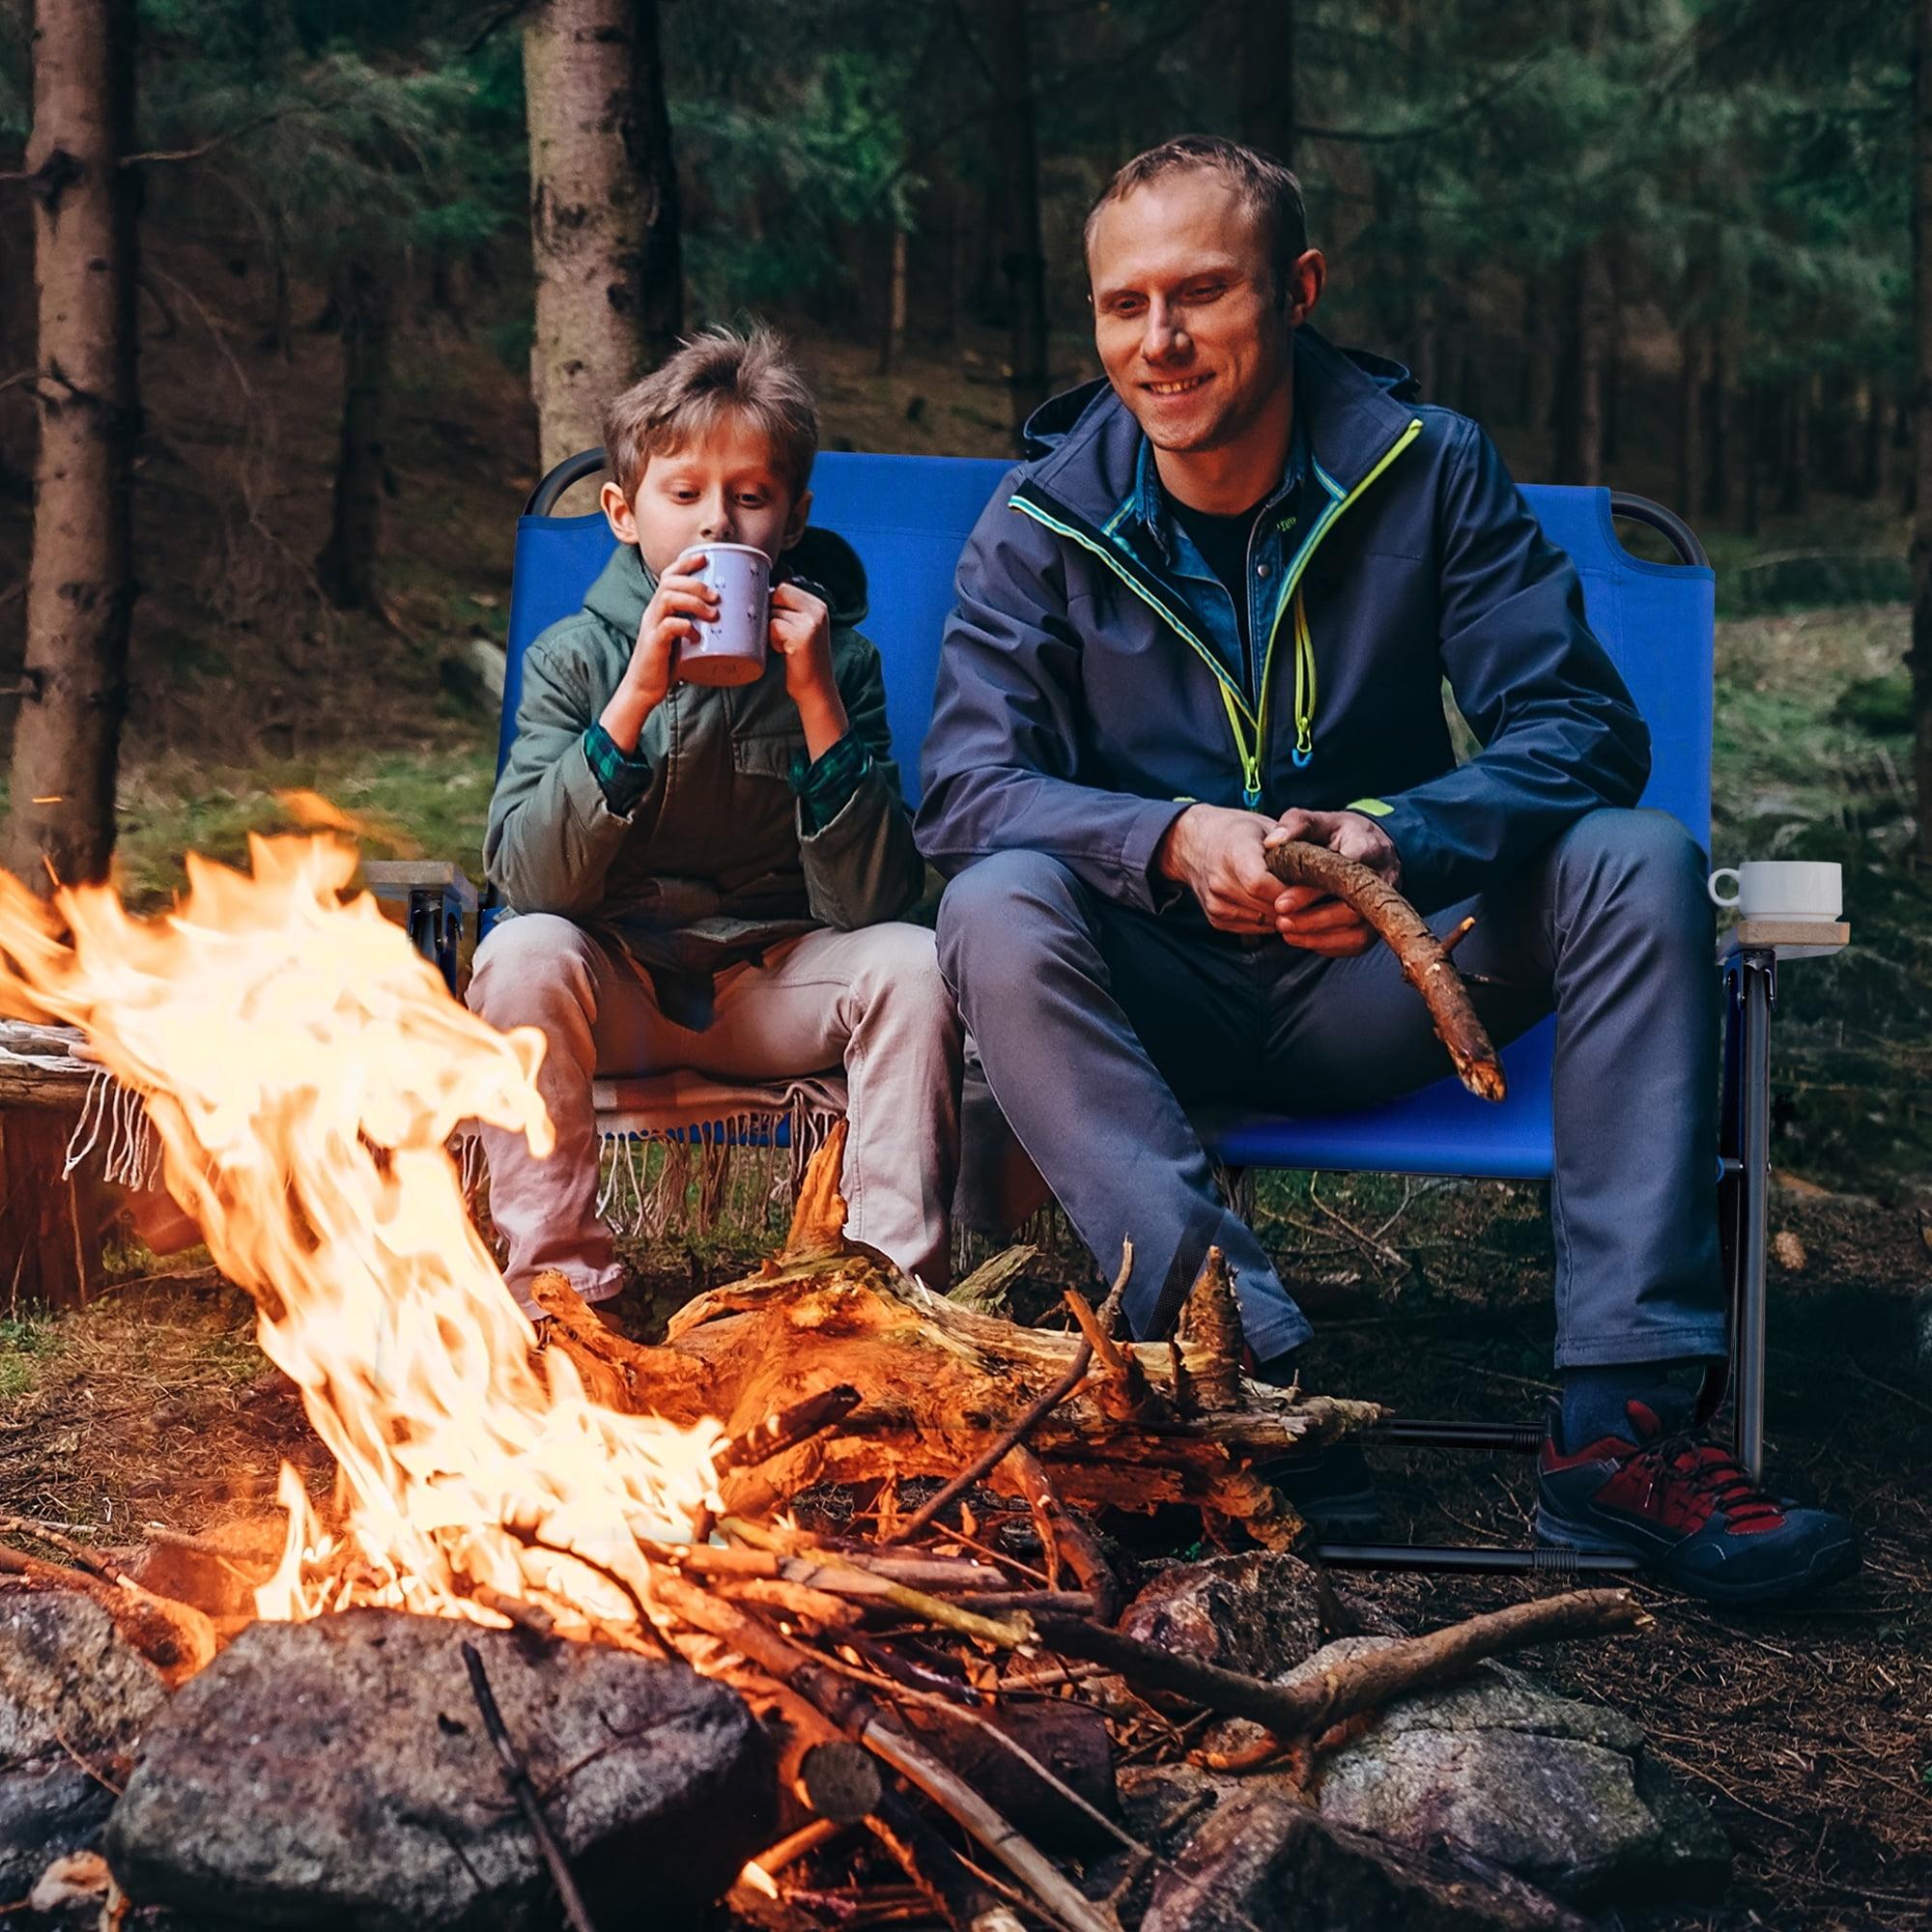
[534,1127,1378,1555]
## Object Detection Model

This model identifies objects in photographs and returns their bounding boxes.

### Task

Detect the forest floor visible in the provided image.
[2,300,1929,1927]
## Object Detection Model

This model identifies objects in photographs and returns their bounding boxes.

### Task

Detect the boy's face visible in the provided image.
[600,411,810,577]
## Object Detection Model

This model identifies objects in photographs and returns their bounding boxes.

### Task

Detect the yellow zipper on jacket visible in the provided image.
[1011,415,1423,808]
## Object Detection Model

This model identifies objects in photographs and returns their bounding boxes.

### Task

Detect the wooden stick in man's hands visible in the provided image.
[1263,839,1506,1101]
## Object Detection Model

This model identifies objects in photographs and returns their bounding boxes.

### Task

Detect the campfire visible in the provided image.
[0,838,1674,1932]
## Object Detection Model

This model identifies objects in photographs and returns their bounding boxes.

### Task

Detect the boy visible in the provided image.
[469,326,961,1313]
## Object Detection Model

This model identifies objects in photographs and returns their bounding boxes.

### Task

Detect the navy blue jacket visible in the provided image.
[915,327,1651,917]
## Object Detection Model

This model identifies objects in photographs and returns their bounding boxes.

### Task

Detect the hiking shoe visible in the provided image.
[1536,1396,1859,1605]
[1260,1440,1383,1540]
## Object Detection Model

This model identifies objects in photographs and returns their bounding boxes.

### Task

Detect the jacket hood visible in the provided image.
[1016,329,1422,510]
[582,526,869,639]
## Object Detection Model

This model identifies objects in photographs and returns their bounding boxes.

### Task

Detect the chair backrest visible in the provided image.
[502,451,1714,835]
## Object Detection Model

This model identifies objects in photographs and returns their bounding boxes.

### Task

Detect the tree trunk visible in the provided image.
[1777,379,1810,517]
[523,0,682,473]
[1704,326,1731,518]
[987,0,1047,449]
[879,226,908,376]
[1551,243,1608,486]
[1238,0,1296,168]
[1676,326,1707,520]
[1742,382,1764,538]
[314,258,394,613]
[1,0,139,895]
[1515,273,1550,429]
[1861,384,1891,500]
[1912,0,1932,863]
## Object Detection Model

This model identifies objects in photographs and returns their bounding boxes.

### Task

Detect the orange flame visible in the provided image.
[0,837,723,1634]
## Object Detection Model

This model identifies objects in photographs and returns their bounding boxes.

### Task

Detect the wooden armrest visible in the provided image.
[361,860,479,917]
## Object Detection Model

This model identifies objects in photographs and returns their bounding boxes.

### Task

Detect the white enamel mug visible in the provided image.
[677,543,772,688]
[1707,860,1841,921]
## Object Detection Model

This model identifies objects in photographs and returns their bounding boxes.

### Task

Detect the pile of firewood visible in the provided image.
[502,1125,1639,1932]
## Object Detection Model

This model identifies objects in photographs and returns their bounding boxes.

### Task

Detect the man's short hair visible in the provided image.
[603,325,818,502]
[1083,135,1308,300]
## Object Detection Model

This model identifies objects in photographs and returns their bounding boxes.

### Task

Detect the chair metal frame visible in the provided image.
[439,451,1787,1581]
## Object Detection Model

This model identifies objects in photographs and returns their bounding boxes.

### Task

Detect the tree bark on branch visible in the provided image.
[2,0,140,894]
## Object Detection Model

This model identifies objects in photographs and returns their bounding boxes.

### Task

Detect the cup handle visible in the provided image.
[1707,867,1741,909]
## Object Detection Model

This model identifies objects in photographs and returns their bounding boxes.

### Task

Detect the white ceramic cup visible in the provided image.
[1707,860,1841,921]
[677,543,772,688]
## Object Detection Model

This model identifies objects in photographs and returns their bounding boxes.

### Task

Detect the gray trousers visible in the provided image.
[936,809,1726,1370]
[468,915,963,1308]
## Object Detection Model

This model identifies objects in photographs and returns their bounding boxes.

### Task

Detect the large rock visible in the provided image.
[1141,1786,1594,1932]
[0,1588,167,1902]
[106,1608,777,1930]
[1119,1551,1395,1679]
[1305,1638,1729,1905]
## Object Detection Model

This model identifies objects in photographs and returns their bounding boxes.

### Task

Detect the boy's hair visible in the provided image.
[603,325,819,501]
[1083,134,1307,306]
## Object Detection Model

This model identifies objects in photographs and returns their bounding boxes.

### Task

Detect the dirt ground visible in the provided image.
[3,1175,1925,1931]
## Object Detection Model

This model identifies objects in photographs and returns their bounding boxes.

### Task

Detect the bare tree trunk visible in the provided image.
[1705,326,1731,518]
[1516,273,1549,428]
[879,226,908,376]
[2,0,139,895]
[1912,0,1932,862]
[314,257,394,612]
[524,0,681,473]
[1676,326,1707,519]
[1861,384,1892,499]
[1777,379,1810,517]
[1238,0,1296,168]
[1552,243,1608,486]
[987,0,1047,448]
[1742,382,1764,538]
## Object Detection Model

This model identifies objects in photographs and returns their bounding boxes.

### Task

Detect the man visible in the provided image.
[917,135,1856,1605]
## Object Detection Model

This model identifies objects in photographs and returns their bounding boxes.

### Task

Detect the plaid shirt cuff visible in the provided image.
[789,729,873,834]
[582,724,654,816]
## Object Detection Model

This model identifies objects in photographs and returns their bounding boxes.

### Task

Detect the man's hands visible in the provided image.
[1154,804,1283,935]
[1263,808,1401,955]
[1155,803,1401,954]
[599,549,716,752]
[769,581,848,760]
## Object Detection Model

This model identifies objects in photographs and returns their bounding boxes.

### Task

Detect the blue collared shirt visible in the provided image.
[1117,412,1316,710]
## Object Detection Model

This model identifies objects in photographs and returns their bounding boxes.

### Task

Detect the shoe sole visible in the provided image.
[1535,1503,1861,1606]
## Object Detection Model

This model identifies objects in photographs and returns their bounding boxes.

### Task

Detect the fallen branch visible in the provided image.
[1035,1589,1646,1744]
[1264,840,1505,1100]
[459,1639,598,1932]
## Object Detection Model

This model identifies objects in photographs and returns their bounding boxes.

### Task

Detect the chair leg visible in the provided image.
[1732,948,1775,1483]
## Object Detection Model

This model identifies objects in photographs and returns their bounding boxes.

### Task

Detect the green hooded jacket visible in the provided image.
[482,527,924,1013]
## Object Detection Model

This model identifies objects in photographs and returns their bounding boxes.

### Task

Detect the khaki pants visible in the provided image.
[467,915,962,1308]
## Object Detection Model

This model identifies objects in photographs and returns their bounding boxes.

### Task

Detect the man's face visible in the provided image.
[1088,172,1296,459]
[605,411,809,577]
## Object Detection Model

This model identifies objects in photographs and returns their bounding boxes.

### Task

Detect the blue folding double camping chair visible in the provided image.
[393,443,1791,1579]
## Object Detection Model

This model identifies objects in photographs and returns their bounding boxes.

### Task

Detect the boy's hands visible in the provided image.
[769,581,848,760]
[599,550,716,752]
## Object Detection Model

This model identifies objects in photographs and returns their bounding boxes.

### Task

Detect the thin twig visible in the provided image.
[459,1640,598,1932]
